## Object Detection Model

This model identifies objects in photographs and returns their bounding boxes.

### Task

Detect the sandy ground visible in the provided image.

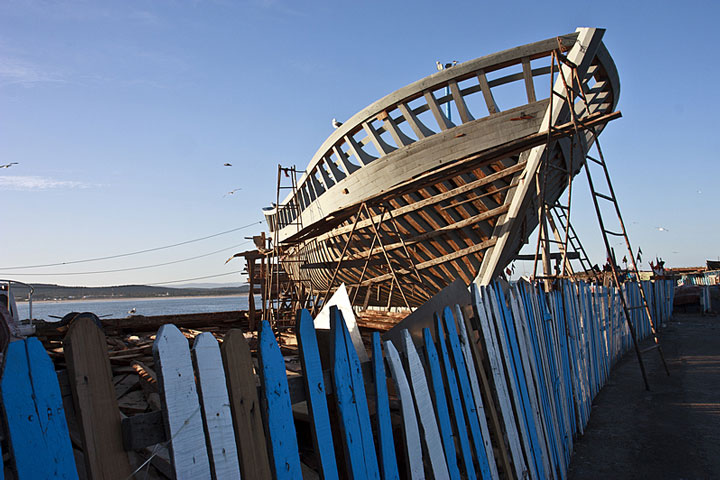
[568,312,720,479]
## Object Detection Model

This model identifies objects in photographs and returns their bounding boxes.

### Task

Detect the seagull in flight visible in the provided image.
[224,188,242,197]
[656,226,670,232]
[223,163,232,167]
[128,307,136,315]
[332,118,343,129]
[0,162,18,169]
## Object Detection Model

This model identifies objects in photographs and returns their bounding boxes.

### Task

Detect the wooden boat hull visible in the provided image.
[265,28,620,308]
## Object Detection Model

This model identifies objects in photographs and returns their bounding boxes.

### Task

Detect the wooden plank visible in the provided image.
[422,327,469,479]
[330,307,380,479]
[64,315,133,479]
[454,305,499,480]
[521,57,536,103]
[423,91,454,130]
[296,309,339,480]
[153,324,211,479]
[397,102,435,139]
[401,329,451,478]
[221,329,272,480]
[384,340,424,480]
[434,313,476,479]
[448,80,475,124]
[443,307,492,479]
[508,288,552,479]
[477,70,499,114]
[2,338,78,479]
[257,320,302,479]
[476,285,527,479]
[461,299,515,479]
[192,332,241,479]
[493,284,544,479]
[371,333,400,480]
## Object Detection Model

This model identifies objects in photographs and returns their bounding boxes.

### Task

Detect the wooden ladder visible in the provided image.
[552,46,670,390]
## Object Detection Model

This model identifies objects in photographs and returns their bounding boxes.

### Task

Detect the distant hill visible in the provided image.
[13,283,250,302]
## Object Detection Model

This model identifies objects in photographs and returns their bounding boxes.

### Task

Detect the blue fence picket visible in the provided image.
[1,338,78,479]
[296,309,339,480]
[492,284,546,479]
[434,314,477,479]
[331,307,380,479]
[257,320,302,480]
[420,328,462,480]
[442,307,493,480]
[371,333,400,480]
[384,340,424,480]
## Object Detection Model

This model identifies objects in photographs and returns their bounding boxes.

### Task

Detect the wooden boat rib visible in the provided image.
[263,27,620,309]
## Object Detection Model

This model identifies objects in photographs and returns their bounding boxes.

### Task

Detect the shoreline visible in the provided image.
[17,294,252,305]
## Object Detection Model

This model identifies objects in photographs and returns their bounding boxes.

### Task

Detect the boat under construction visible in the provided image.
[262,27,621,312]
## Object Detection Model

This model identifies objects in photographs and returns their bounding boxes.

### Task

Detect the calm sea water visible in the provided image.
[17,295,258,321]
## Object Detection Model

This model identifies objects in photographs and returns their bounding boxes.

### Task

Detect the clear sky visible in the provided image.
[1,0,717,287]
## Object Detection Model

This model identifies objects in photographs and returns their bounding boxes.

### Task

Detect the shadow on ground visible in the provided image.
[568,313,720,479]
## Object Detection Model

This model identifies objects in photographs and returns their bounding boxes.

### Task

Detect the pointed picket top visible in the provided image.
[2,337,78,479]
[330,307,380,479]
[371,333,400,480]
[401,329,451,479]
[384,339,424,480]
[257,320,302,480]
[296,309,338,480]
[192,332,241,480]
[154,324,211,480]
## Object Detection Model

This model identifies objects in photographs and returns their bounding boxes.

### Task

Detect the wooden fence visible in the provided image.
[0,278,674,479]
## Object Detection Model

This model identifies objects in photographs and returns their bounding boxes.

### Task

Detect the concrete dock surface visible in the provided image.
[569,313,720,479]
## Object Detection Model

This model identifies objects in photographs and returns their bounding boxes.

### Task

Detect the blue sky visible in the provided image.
[0,0,717,287]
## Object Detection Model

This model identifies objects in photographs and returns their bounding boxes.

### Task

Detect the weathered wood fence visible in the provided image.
[0,278,674,479]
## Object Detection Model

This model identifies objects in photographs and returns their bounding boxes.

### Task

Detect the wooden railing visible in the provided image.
[268,29,618,242]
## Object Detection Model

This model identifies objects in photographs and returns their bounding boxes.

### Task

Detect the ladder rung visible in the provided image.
[594,192,615,202]
[586,155,603,166]
[553,204,570,210]
[640,344,660,354]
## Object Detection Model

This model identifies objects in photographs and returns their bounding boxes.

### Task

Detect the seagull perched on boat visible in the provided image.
[128,308,136,315]
[0,162,18,169]
[436,61,443,71]
[332,118,343,129]
[223,163,232,167]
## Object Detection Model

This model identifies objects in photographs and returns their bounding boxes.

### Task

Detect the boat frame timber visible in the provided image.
[264,27,620,309]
